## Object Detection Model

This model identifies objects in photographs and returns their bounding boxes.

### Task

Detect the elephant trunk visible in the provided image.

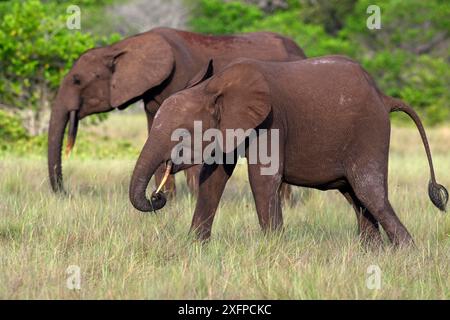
[48,84,79,193]
[47,105,70,193]
[129,137,172,212]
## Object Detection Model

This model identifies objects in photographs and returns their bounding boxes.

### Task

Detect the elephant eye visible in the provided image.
[73,75,81,85]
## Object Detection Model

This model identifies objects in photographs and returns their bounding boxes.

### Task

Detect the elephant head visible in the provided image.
[48,32,174,192]
[129,60,271,212]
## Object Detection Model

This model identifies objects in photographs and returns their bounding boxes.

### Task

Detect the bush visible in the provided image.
[189,0,263,34]
[0,1,98,111]
[0,0,121,150]
[243,9,355,57]
[0,110,139,158]
[0,111,28,144]
[189,0,450,125]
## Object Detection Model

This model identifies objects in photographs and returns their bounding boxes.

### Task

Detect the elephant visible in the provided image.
[128,56,448,247]
[48,27,305,196]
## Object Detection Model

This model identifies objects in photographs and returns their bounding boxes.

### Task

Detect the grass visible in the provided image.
[1,114,450,299]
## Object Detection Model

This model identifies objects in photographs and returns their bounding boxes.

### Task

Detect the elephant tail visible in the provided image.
[383,95,448,212]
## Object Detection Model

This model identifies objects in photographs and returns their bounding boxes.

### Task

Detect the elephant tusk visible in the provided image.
[65,140,74,158]
[65,110,78,157]
[156,161,173,193]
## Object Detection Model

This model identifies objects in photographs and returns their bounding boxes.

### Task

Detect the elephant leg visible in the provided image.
[340,188,383,246]
[347,169,414,247]
[184,165,202,196]
[247,164,283,233]
[145,102,176,198]
[190,163,236,241]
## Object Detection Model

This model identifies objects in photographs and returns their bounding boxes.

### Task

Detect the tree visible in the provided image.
[229,0,289,12]
[344,0,450,124]
[298,0,358,35]
[189,0,263,35]
[0,0,119,135]
[189,0,450,125]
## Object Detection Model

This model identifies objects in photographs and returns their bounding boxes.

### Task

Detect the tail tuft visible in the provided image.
[428,181,449,212]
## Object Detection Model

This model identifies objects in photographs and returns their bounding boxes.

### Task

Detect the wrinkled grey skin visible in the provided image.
[129,56,448,246]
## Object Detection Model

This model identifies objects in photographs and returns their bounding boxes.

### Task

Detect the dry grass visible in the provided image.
[0,114,449,299]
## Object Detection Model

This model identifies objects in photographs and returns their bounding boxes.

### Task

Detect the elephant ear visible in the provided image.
[185,59,214,89]
[109,33,175,108]
[205,62,271,154]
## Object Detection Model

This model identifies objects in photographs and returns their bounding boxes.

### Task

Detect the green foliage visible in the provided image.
[0,110,48,155]
[344,0,450,125]
[0,0,122,154]
[0,0,118,113]
[398,55,450,125]
[189,0,263,34]
[298,0,358,35]
[189,0,450,125]
[0,126,139,159]
[67,134,138,160]
[0,111,28,151]
[344,0,450,52]
[46,0,115,5]
[243,9,356,57]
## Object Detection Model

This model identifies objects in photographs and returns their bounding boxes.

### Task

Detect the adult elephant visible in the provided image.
[48,27,305,195]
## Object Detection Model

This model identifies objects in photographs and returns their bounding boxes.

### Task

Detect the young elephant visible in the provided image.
[129,56,448,246]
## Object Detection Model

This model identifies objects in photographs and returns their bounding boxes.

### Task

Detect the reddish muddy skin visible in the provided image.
[48,28,305,196]
[129,56,447,247]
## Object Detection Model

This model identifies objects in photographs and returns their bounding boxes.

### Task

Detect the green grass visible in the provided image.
[1,114,450,299]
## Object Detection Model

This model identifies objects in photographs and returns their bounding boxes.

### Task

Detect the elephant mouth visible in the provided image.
[150,190,167,212]
[171,162,196,174]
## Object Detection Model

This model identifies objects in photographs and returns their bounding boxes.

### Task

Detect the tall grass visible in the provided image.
[0,115,449,299]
